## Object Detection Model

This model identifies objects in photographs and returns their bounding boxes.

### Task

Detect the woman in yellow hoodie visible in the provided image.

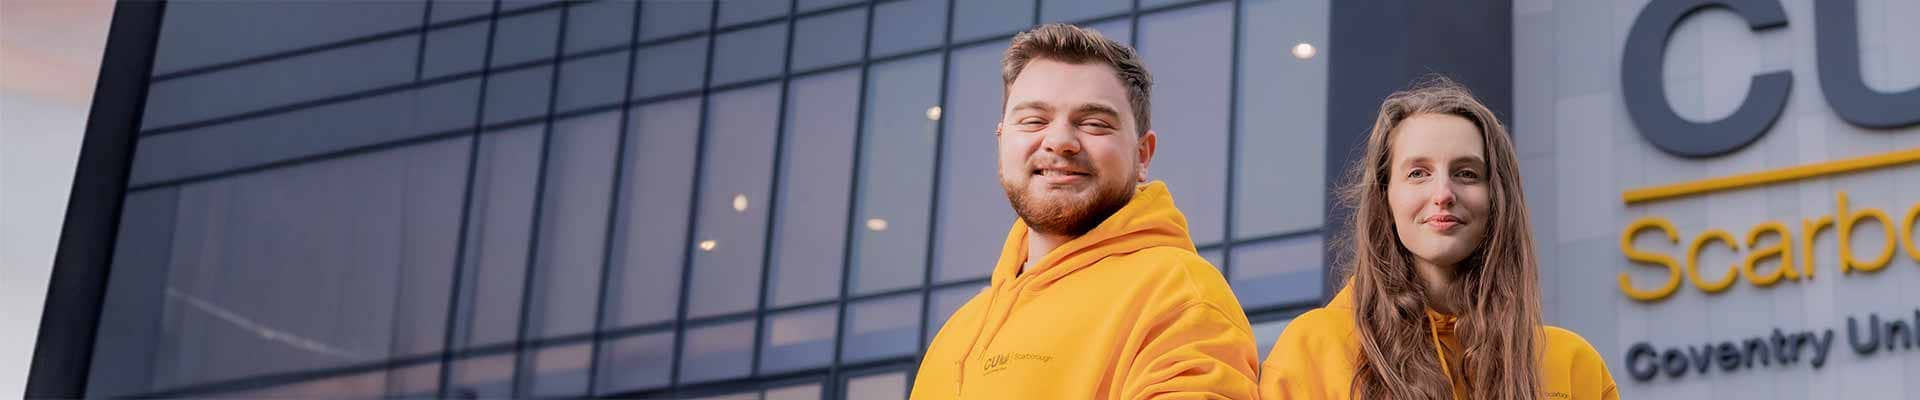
[1260,77,1618,400]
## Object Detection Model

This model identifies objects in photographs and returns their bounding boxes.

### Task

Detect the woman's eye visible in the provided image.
[1454,170,1480,180]
[1407,169,1429,179]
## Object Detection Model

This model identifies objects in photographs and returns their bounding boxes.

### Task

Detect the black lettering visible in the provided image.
[1850,314,1882,356]
[1622,0,1791,157]
[1687,344,1714,374]
[1627,342,1661,382]
[1742,337,1770,368]
[1663,348,1689,378]
[1771,329,1793,364]
[1888,318,1914,351]
[1716,342,1743,372]
[1810,329,1836,369]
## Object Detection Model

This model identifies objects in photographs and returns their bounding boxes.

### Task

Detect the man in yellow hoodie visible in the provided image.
[909,23,1260,399]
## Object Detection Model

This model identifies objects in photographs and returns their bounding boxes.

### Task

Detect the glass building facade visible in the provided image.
[60,0,1337,398]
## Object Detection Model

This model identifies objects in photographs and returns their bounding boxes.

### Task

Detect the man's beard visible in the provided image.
[1001,158,1136,237]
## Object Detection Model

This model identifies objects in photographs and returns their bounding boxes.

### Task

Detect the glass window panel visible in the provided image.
[596,330,675,395]
[692,392,761,400]
[1201,248,1225,272]
[448,353,516,398]
[846,372,909,400]
[633,36,711,99]
[799,0,862,13]
[86,189,179,398]
[501,0,560,13]
[566,0,636,54]
[1141,0,1201,8]
[925,284,984,343]
[423,22,490,79]
[143,36,417,129]
[1228,234,1324,308]
[953,0,1033,42]
[1041,0,1130,24]
[130,76,479,186]
[770,69,861,307]
[713,22,790,86]
[1137,2,1231,246]
[215,363,440,399]
[446,127,545,351]
[640,0,714,41]
[720,0,791,26]
[433,0,495,24]
[791,8,867,72]
[766,383,824,400]
[491,9,561,66]
[483,65,555,125]
[527,112,621,339]
[869,0,947,57]
[933,41,1012,284]
[1252,318,1293,360]
[687,84,784,318]
[528,342,592,398]
[106,139,468,390]
[606,98,702,328]
[759,306,839,374]
[1085,18,1131,46]
[557,51,630,112]
[842,294,922,362]
[1234,0,1328,238]
[851,55,941,295]
[152,1,423,74]
[680,320,757,384]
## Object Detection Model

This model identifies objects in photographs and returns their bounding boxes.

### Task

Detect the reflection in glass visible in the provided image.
[846,372,909,400]
[792,9,867,72]
[842,294,922,362]
[1229,234,1325,308]
[770,69,861,307]
[679,320,756,384]
[529,342,592,397]
[605,99,700,329]
[1234,0,1330,239]
[759,306,839,374]
[688,84,783,318]
[526,112,621,340]
[595,331,674,395]
[869,0,946,57]
[851,55,941,295]
[933,41,1013,284]
[1138,2,1233,246]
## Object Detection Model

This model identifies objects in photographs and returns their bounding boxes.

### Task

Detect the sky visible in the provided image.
[0,0,115,396]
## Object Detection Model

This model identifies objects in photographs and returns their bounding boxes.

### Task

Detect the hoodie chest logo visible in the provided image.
[979,351,1056,376]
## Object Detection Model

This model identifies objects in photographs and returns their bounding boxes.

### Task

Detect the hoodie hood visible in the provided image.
[987,180,1195,289]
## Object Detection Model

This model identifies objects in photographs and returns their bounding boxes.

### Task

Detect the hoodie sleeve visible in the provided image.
[1121,301,1261,400]
[1258,309,1355,400]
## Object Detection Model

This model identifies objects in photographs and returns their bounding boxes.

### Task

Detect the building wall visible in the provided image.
[1515,0,1920,398]
[75,0,1334,398]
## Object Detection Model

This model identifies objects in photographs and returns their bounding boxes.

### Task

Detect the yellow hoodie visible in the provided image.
[1259,283,1618,400]
[911,181,1260,400]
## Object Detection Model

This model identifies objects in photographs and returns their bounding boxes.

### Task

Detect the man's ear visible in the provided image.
[1135,130,1156,183]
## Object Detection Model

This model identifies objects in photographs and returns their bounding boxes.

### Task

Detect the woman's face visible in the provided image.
[1386,113,1492,270]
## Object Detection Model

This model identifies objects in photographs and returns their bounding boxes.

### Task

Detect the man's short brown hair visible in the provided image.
[1001,23,1153,135]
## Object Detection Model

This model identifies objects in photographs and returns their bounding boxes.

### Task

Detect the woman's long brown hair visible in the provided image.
[1336,76,1542,400]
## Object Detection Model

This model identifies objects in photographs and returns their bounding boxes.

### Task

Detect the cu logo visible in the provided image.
[1622,0,1920,158]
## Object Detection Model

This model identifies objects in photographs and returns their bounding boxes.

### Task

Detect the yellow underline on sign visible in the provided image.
[1621,147,1920,205]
